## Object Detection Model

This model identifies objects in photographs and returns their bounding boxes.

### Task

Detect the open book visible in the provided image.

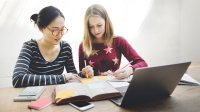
[80,75,133,83]
[54,81,122,105]
[179,73,200,86]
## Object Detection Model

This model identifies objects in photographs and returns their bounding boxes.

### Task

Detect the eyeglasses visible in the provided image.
[46,26,68,36]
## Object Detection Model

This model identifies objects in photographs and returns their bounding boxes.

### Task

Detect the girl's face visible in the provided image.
[42,16,67,45]
[88,16,105,40]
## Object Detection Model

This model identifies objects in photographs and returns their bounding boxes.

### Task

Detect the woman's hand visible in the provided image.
[101,70,113,76]
[81,65,94,78]
[64,73,81,82]
[113,67,134,80]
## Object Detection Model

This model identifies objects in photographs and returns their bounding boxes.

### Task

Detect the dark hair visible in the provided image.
[30,6,65,29]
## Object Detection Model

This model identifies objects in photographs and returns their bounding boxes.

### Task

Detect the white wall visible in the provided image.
[137,0,181,66]
[0,0,200,87]
[180,0,200,61]
[131,0,200,66]
[0,0,154,77]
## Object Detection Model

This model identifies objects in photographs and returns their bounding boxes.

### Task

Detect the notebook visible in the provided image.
[28,97,52,110]
[14,86,45,101]
[179,73,200,85]
[111,62,191,107]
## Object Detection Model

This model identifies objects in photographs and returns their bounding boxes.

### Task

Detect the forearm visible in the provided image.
[131,59,148,69]
[12,73,65,88]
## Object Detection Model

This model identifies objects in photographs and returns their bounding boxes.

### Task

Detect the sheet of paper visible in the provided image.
[180,73,200,85]
[107,75,133,82]
[108,82,129,88]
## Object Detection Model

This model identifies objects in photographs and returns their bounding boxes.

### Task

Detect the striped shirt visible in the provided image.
[12,39,77,88]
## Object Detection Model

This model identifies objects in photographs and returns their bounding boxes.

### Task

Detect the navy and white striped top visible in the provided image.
[12,39,77,88]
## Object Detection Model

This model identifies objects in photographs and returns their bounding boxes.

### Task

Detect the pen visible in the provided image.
[84,59,87,67]
[84,60,88,78]
[106,70,113,76]
[121,60,133,69]
[111,60,133,78]
[107,60,133,76]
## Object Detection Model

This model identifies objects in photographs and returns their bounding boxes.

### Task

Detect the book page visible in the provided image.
[56,83,91,101]
[81,75,133,83]
[85,81,121,100]
[107,81,129,88]
[81,76,108,83]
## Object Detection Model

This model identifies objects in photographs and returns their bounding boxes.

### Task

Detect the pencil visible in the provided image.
[84,59,87,67]
[84,60,88,78]
[121,60,133,69]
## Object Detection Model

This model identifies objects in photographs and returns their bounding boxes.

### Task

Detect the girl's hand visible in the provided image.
[81,65,94,78]
[101,70,113,76]
[113,67,134,80]
[64,73,81,82]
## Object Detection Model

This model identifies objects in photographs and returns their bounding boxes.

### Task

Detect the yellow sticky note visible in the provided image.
[81,76,108,83]
[56,89,75,99]
[96,76,107,80]
[81,78,94,83]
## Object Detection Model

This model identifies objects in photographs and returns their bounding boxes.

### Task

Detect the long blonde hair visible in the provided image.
[82,4,114,57]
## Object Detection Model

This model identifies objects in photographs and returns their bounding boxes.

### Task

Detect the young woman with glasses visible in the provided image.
[12,6,81,87]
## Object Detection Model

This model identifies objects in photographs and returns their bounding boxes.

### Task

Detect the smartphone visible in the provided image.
[69,101,94,111]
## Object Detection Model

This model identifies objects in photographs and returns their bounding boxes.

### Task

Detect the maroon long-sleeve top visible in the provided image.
[79,36,148,75]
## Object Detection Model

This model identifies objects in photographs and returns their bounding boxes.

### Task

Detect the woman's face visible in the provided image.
[42,16,67,45]
[88,16,105,40]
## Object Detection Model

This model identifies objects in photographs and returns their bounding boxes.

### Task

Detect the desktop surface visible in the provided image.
[0,62,200,112]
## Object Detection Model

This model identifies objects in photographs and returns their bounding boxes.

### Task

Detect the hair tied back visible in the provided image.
[30,14,38,24]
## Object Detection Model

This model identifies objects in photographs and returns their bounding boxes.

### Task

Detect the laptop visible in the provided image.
[111,62,191,107]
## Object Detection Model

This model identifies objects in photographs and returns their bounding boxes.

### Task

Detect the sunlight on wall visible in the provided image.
[0,0,153,37]
[0,0,153,75]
